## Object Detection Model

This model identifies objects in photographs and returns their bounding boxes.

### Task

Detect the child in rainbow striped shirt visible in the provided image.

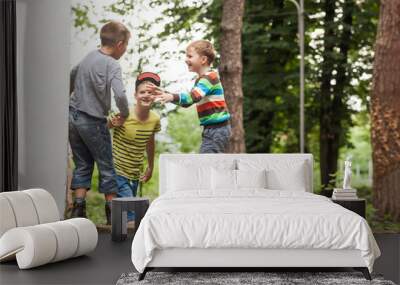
[148,40,231,153]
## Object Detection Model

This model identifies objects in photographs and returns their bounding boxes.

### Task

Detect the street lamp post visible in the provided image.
[287,0,305,153]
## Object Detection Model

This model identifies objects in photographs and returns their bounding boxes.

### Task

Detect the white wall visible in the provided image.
[17,0,70,216]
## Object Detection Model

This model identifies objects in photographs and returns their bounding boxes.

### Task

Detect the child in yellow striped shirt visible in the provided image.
[108,72,161,221]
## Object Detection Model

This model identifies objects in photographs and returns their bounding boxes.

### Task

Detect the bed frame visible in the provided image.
[140,248,370,280]
[138,154,371,280]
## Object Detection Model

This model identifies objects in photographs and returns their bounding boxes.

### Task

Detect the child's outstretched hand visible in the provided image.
[145,83,174,105]
[109,113,125,128]
[140,167,153,183]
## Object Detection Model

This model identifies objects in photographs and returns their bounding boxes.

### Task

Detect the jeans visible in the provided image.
[200,124,231,153]
[116,175,139,221]
[69,107,118,194]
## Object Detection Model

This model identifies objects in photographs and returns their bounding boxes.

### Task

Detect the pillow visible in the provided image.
[265,163,307,191]
[212,168,237,191]
[167,162,211,191]
[238,159,308,191]
[236,169,267,189]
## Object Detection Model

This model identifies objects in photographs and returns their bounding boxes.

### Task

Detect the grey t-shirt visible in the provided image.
[70,50,129,119]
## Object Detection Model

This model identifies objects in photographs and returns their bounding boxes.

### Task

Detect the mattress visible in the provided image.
[131,190,380,273]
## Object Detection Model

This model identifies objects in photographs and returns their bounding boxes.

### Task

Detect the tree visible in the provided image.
[205,0,305,154]
[318,0,354,188]
[241,0,301,153]
[314,0,378,188]
[371,0,400,221]
[219,0,246,153]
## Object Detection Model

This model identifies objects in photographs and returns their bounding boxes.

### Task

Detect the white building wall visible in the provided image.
[16,0,70,216]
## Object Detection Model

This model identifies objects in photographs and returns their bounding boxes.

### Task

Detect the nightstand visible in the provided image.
[111,197,150,242]
[331,198,366,218]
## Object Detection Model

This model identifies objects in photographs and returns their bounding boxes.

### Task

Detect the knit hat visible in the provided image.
[135,72,161,89]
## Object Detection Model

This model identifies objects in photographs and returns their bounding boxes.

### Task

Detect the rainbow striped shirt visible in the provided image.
[172,70,230,126]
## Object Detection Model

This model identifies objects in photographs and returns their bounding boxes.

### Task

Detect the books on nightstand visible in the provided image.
[332,188,358,200]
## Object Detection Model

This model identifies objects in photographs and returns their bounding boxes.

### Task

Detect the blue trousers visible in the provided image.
[116,175,139,221]
[69,107,118,194]
[200,124,231,153]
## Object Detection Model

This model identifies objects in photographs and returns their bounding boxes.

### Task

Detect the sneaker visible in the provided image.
[105,203,111,225]
[71,201,86,218]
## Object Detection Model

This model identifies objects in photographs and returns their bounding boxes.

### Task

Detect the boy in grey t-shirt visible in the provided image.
[69,21,130,224]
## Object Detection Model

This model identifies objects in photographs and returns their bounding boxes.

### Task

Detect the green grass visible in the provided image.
[85,164,160,225]
[82,166,106,225]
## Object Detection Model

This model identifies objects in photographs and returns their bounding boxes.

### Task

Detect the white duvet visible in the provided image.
[131,190,380,273]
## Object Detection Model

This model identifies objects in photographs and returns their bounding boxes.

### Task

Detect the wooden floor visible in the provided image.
[0,233,134,285]
[0,233,398,285]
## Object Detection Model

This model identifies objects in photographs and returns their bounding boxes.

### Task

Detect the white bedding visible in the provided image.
[131,190,380,273]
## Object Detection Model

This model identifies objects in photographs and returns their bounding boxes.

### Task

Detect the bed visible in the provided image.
[131,154,380,280]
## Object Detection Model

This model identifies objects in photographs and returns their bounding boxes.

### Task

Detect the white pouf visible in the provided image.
[24,188,60,224]
[1,191,40,227]
[0,196,17,237]
[0,189,98,269]
[65,218,98,257]
[0,225,57,269]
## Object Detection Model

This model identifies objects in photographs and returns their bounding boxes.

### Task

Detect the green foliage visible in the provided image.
[71,2,98,34]
[339,111,371,168]
[105,0,135,15]
[357,184,400,233]
[148,0,212,41]
[241,0,301,153]
[166,107,202,153]
[307,1,378,186]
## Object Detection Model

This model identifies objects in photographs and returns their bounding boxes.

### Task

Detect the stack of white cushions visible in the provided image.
[0,188,98,269]
[166,158,310,193]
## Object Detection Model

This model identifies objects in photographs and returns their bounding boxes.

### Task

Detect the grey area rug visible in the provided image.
[116,272,396,285]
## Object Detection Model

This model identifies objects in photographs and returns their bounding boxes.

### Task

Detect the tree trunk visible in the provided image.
[319,0,337,187]
[371,0,400,221]
[319,0,354,188]
[219,0,246,153]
